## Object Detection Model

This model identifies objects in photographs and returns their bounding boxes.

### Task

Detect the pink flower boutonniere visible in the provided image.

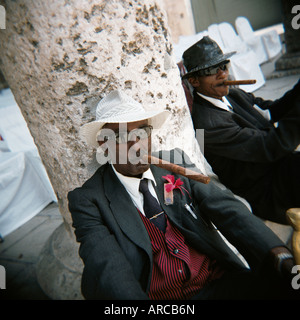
[162,175,191,205]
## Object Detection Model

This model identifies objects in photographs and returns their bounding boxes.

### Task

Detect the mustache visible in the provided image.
[215,81,228,87]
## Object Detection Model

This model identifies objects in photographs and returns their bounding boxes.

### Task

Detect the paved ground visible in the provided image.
[257,68,299,100]
[0,202,62,299]
[0,54,299,300]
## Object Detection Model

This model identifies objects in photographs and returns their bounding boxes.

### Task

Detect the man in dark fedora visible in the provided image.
[182,36,300,225]
[68,89,298,300]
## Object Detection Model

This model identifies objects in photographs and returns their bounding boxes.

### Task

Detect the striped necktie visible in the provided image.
[139,179,166,232]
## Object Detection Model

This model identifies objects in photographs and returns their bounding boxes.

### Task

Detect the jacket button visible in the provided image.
[173,249,179,254]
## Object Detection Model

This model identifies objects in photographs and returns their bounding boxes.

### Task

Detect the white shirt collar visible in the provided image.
[197,92,233,112]
[112,164,156,189]
[111,164,157,214]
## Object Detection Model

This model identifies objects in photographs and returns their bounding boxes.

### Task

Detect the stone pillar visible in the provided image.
[275,0,300,71]
[0,0,207,299]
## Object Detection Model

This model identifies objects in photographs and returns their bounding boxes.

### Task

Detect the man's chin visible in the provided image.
[215,85,229,97]
[123,162,151,178]
[134,162,151,172]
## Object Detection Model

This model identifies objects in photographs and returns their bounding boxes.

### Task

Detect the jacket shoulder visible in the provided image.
[68,164,108,200]
[192,95,234,130]
[227,88,255,104]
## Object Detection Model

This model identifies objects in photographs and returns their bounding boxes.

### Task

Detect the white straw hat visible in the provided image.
[80,89,170,147]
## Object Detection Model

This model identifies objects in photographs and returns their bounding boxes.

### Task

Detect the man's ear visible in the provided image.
[188,77,200,88]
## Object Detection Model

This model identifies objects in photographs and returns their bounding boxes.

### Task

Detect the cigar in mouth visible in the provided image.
[223,79,256,86]
[143,155,211,184]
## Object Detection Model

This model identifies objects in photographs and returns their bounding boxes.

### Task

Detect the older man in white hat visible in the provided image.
[80,89,169,176]
[68,89,297,300]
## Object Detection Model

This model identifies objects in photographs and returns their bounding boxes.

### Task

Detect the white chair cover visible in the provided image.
[260,29,282,60]
[218,22,249,54]
[235,16,268,64]
[230,50,266,92]
[0,89,56,238]
[217,22,265,92]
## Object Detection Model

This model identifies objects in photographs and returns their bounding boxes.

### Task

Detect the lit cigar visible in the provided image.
[223,79,256,86]
[143,155,211,184]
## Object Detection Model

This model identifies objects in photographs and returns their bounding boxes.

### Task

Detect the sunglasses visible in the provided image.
[97,125,153,144]
[199,61,231,76]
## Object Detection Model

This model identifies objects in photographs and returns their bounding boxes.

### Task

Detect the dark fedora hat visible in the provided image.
[182,36,235,79]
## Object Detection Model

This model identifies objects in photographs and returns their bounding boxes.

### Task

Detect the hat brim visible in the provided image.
[182,51,236,79]
[80,109,171,148]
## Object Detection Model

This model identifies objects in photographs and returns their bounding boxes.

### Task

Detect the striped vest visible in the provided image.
[139,212,224,299]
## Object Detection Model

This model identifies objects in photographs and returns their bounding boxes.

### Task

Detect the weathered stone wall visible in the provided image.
[0,0,207,234]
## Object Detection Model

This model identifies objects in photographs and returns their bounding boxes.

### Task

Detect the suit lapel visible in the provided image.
[227,96,260,124]
[103,163,243,270]
[150,165,183,226]
[103,165,152,257]
[104,163,183,238]
[195,90,269,129]
[226,94,271,128]
[151,165,206,236]
[151,164,239,262]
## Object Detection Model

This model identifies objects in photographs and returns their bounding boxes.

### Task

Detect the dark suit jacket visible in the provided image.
[68,149,283,300]
[192,80,300,221]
